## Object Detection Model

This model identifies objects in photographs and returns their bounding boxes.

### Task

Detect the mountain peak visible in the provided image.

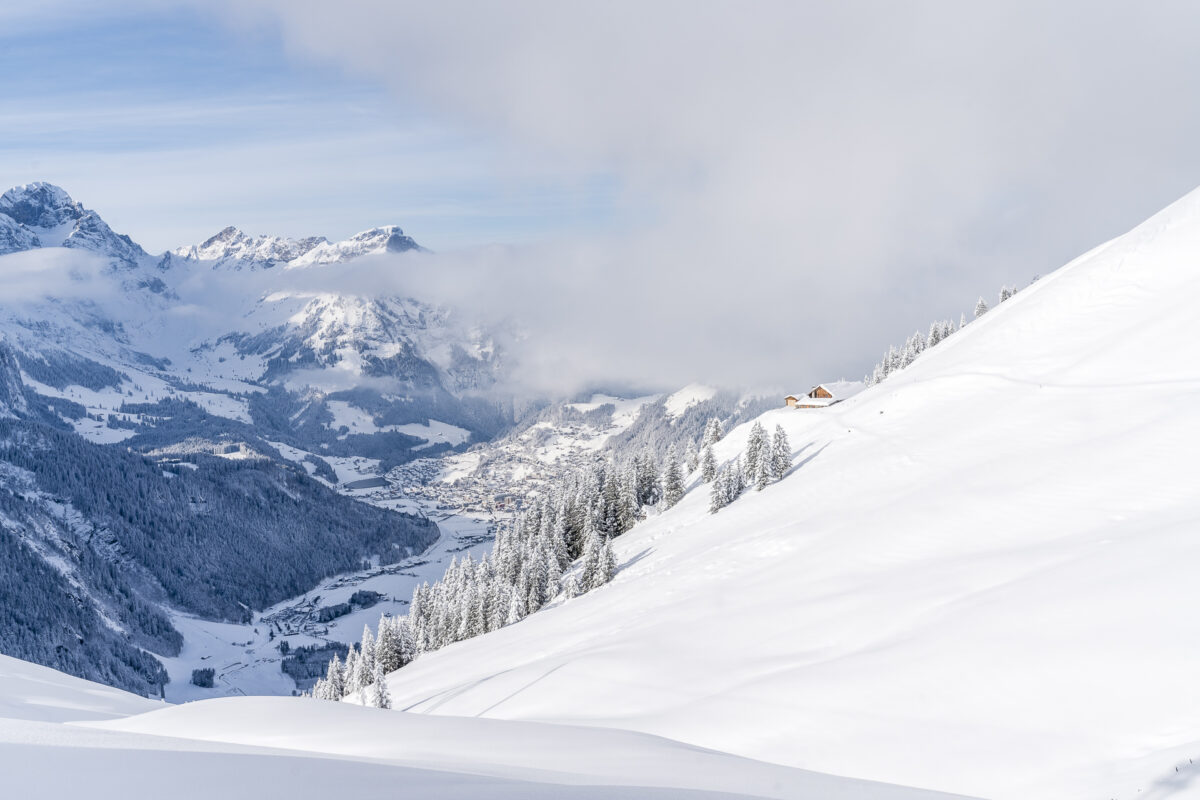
[0,182,83,229]
[181,226,330,270]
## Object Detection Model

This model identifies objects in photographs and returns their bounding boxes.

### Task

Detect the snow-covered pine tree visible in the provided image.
[506,585,527,625]
[633,449,661,507]
[524,547,548,614]
[580,526,602,585]
[702,418,724,447]
[662,445,685,508]
[356,625,376,693]
[487,582,509,632]
[771,424,791,480]
[745,421,767,480]
[684,441,700,473]
[325,653,345,699]
[617,467,640,533]
[394,616,416,668]
[709,467,726,514]
[343,646,360,696]
[544,545,564,601]
[960,312,967,329]
[594,536,616,590]
[755,450,771,490]
[368,662,391,709]
[887,345,901,375]
[701,445,717,483]
[375,615,400,673]
[974,297,989,318]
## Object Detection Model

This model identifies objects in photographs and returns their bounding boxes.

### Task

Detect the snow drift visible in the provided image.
[0,654,958,799]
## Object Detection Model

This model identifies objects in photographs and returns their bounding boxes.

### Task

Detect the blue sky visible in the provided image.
[0,4,617,252]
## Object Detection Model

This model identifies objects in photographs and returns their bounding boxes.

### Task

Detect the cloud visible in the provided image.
[0,248,117,303]
[51,1,1200,394]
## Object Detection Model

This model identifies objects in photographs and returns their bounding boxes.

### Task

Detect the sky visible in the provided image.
[5,1,1200,393]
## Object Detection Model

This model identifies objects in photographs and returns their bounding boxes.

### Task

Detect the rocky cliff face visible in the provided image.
[0,182,147,268]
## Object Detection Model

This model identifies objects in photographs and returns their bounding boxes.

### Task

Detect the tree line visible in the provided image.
[865,280,1031,386]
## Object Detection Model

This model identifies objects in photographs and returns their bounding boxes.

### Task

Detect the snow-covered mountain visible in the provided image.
[171,222,420,271]
[0,184,511,694]
[0,182,147,267]
[373,186,1200,799]
[0,183,509,468]
[0,332,437,695]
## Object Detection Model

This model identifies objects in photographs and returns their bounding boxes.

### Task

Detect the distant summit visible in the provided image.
[0,182,147,268]
[175,223,423,270]
[0,182,82,228]
[0,183,424,273]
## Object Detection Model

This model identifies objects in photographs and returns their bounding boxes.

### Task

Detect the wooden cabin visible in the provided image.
[785,381,866,409]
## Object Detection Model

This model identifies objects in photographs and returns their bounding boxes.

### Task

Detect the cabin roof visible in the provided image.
[809,380,866,400]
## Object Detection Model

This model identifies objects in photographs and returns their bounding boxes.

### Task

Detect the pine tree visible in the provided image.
[771,425,791,480]
[594,536,616,589]
[634,449,661,507]
[755,451,771,490]
[355,626,375,697]
[544,546,564,601]
[709,468,726,514]
[487,583,508,632]
[974,297,988,318]
[701,445,717,483]
[960,312,967,329]
[702,418,724,447]
[684,441,700,473]
[368,661,391,709]
[343,647,360,696]
[616,467,640,533]
[730,457,745,500]
[506,585,527,625]
[662,445,684,508]
[375,615,400,673]
[325,653,345,699]
[580,526,602,586]
[394,616,416,668]
[744,421,767,480]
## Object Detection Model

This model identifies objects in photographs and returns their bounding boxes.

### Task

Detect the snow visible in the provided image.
[0,654,160,723]
[393,419,471,449]
[0,654,958,800]
[324,400,469,448]
[664,383,717,418]
[325,399,380,435]
[376,186,1200,800]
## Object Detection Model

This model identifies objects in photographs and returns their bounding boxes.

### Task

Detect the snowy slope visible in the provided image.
[0,654,960,800]
[380,188,1200,800]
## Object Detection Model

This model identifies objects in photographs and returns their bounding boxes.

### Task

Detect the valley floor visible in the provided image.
[160,512,495,702]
